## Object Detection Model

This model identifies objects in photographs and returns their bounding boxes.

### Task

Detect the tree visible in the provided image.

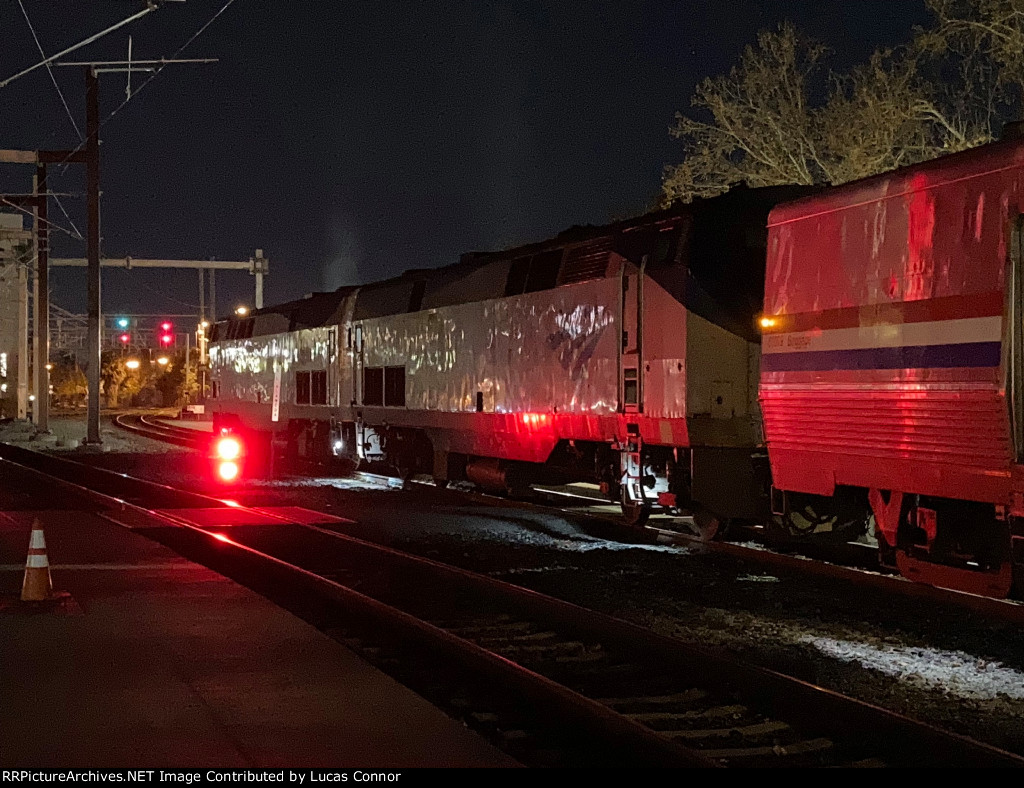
[925,0,1024,85]
[50,358,87,408]
[662,15,1001,204]
[662,24,829,204]
[100,352,146,407]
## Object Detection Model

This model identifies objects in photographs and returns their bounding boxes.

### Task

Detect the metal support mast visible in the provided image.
[34,165,49,431]
[85,66,102,444]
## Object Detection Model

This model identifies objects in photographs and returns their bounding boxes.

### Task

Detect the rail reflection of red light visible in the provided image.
[212,533,231,543]
[217,461,239,482]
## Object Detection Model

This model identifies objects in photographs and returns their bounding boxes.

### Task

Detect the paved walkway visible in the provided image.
[0,507,517,768]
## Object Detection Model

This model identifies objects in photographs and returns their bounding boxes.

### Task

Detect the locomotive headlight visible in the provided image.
[216,436,242,461]
[759,316,777,330]
[332,439,344,455]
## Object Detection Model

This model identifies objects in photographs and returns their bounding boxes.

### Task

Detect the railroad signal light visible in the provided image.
[160,321,173,332]
[119,333,131,344]
[217,461,240,482]
[212,434,244,484]
[115,317,130,329]
[160,333,174,346]
[215,436,242,462]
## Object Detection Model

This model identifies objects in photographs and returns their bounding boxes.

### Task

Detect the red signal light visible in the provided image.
[160,334,173,345]
[160,321,173,331]
[217,461,240,482]
[215,436,242,461]
[119,333,131,344]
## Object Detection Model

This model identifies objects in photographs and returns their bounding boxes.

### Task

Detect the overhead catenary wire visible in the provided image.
[15,0,86,239]
[0,197,82,241]
[51,0,237,174]
[17,0,83,142]
[0,2,159,89]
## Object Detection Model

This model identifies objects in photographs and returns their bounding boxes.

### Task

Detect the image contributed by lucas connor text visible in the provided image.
[1,773,411,785]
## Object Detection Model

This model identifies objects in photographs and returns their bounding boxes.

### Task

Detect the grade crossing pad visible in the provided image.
[100,505,353,530]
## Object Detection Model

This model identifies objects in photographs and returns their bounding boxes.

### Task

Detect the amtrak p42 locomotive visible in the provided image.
[211,135,1024,598]
[209,185,798,533]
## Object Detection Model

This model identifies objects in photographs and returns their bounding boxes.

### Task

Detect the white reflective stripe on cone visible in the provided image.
[29,530,46,549]
[26,554,49,568]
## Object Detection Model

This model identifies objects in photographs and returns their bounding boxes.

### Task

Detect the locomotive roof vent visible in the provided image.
[1002,120,1024,140]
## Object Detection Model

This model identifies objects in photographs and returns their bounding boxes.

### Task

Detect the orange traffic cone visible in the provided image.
[20,521,53,603]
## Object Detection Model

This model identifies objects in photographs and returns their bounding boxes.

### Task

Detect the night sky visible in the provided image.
[0,0,930,319]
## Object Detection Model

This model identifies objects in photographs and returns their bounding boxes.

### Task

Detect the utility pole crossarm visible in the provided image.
[51,257,263,271]
[0,150,88,165]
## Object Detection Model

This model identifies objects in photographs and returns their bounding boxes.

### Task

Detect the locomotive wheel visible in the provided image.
[620,487,652,528]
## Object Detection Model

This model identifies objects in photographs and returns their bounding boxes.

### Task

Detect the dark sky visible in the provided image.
[0,0,930,319]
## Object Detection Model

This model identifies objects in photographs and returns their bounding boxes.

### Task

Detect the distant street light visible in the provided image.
[125,359,141,370]
[157,356,170,366]
[235,306,249,316]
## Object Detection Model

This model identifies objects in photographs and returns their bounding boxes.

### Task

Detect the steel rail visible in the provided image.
[114,413,1024,627]
[0,440,1019,767]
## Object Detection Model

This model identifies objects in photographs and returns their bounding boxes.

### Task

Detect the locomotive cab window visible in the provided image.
[363,367,384,406]
[295,371,311,405]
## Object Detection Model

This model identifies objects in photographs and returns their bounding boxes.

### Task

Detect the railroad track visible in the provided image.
[113,413,209,449]
[113,413,1024,625]
[0,440,1019,767]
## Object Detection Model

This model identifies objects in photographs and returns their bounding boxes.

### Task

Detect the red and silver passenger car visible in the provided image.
[761,136,1024,596]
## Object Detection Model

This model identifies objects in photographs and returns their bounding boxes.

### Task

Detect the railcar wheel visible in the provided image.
[620,488,651,528]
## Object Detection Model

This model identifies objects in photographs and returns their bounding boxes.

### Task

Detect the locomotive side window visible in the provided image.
[311,370,328,405]
[384,366,406,407]
[295,371,311,405]
[363,367,384,406]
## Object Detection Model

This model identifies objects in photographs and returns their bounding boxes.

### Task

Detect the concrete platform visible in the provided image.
[0,508,518,768]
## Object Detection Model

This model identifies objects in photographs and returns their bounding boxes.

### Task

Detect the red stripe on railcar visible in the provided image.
[760,291,1004,334]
